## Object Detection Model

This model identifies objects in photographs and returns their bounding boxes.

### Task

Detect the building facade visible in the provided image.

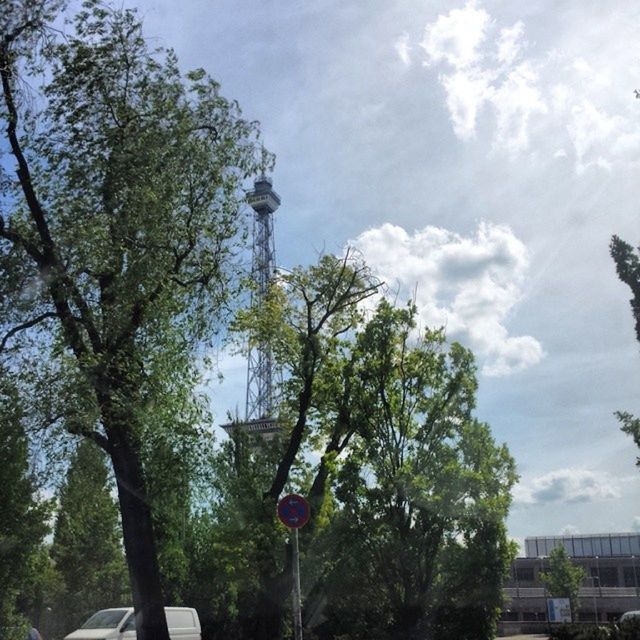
[500,533,640,636]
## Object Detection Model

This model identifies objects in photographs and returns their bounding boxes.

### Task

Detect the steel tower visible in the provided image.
[224,175,281,437]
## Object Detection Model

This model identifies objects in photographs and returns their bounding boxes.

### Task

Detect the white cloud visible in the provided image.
[394,32,411,66]
[419,4,545,153]
[351,220,544,376]
[440,68,494,140]
[497,21,525,65]
[515,469,621,505]
[567,100,622,174]
[633,517,640,533]
[413,3,640,170]
[420,0,490,69]
[490,62,547,154]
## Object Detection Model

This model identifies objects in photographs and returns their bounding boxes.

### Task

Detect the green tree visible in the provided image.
[610,237,640,460]
[539,546,585,621]
[0,371,50,635]
[611,236,640,343]
[308,300,517,640]
[0,2,266,638]
[50,440,129,635]
[229,251,379,639]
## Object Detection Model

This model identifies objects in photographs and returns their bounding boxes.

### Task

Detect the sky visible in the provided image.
[128,0,640,546]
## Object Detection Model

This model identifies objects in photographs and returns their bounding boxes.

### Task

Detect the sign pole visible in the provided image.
[277,494,310,640]
[292,527,303,640]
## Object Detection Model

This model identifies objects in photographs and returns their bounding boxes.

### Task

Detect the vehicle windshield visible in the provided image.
[81,610,128,629]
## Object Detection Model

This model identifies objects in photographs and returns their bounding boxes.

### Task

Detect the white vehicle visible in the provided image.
[620,610,640,623]
[64,607,201,640]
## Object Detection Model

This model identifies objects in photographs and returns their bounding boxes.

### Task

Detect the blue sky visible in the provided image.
[131,0,640,544]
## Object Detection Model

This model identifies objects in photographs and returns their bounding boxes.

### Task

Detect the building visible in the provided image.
[500,533,640,636]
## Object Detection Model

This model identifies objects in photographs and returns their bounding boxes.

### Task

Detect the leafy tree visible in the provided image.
[307,300,517,640]
[540,546,585,621]
[610,237,640,460]
[229,251,379,639]
[0,371,50,635]
[0,2,266,637]
[50,440,129,636]
[611,236,640,343]
[432,521,517,640]
[182,435,289,640]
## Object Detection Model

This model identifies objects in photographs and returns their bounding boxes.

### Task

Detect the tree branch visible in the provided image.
[0,312,58,352]
[1,40,102,357]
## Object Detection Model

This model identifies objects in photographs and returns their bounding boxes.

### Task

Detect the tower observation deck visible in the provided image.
[223,176,281,438]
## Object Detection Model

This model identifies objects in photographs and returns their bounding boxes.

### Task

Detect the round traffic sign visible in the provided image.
[277,493,310,529]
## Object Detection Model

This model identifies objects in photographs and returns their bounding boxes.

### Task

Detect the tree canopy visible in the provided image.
[610,237,640,462]
[539,546,585,620]
[1,1,267,637]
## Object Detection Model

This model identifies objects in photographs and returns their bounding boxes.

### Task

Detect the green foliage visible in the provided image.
[615,412,640,467]
[179,435,289,639]
[549,618,640,640]
[49,440,128,635]
[432,521,518,640]
[540,546,585,620]
[0,371,51,628]
[1,0,268,632]
[610,236,640,344]
[610,237,640,465]
[225,252,380,639]
[307,300,517,640]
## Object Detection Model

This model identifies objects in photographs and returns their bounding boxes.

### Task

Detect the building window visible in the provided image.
[523,612,543,621]
[612,537,622,556]
[515,567,535,582]
[582,537,594,556]
[624,566,640,587]
[591,566,618,587]
[573,538,583,557]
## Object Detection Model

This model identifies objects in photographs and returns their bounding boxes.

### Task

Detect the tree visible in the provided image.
[0,2,266,638]
[50,440,129,636]
[539,546,585,621]
[611,236,640,344]
[0,370,50,634]
[231,290,516,639]
[309,300,517,639]
[229,251,380,639]
[610,237,640,460]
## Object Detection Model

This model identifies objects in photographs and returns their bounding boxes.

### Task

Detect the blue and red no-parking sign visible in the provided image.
[277,493,310,529]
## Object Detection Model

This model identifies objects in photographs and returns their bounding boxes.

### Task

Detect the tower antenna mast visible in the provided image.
[224,174,281,438]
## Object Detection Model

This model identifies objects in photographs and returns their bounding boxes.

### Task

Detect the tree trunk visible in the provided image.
[248,568,292,640]
[241,532,293,640]
[109,428,170,640]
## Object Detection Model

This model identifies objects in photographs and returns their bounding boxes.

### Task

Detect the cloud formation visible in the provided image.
[514,469,621,505]
[394,32,411,66]
[351,221,543,376]
[420,1,490,69]
[411,1,640,170]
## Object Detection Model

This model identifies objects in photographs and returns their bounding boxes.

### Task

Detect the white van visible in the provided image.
[620,610,640,623]
[64,607,201,640]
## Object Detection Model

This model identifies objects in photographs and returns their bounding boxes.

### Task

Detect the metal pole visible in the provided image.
[632,555,639,608]
[292,528,303,640]
[593,578,598,623]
